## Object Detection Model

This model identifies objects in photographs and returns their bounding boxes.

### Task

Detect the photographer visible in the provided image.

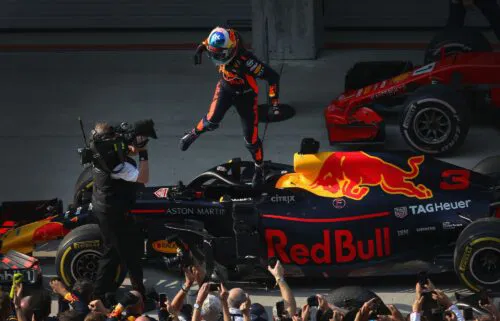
[89,120,157,304]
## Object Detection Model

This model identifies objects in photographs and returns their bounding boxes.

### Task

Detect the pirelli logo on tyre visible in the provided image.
[73,240,100,250]
[459,245,473,272]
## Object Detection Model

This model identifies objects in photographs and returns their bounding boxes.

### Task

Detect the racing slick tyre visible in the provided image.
[327,286,390,321]
[454,218,500,292]
[73,166,93,207]
[344,61,413,91]
[399,84,471,155]
[424,27,492,64]
[55,224,127,289]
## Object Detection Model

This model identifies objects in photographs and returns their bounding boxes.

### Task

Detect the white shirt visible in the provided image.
[110,162,139,182]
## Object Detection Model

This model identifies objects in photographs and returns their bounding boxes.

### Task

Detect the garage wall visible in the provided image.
[0,0,251,29]
[0,0,495,30]
[324,0,493,28]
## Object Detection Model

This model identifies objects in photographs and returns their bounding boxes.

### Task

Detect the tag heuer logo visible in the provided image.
[394,207,408,219]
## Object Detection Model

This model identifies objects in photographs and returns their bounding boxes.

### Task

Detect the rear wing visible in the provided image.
[0,199,63,234]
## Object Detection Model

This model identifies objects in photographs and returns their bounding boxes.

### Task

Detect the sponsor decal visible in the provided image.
[246,59,256,68]
[380,80,387,88]
[254,65,264,76]
[394,207,408,219]
[459,245,473,272]
[231,198,253,202]
[356,89,363,97]
[209,31,225,45]
[410,200,472,215]
[216,166,227,172]
[165,207,226,215]
[397,229,409,236]
[276,152,432,201]
[73,240,100,249]
[0,270,36,284]
[270,195,295,204]
[412,62,436,76]
[416,226,436,233]
[442,222,464,230]
[373,83,379,91]
[265,227,391,265]
[391,72,411,83]
[363,85,373,95]
[332,198,346,209]
[373,85,405,99]
[152,240,178,254]
[154,188,169,199]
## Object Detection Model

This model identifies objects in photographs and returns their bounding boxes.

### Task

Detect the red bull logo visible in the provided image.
[266,227,391,265]
[276,152,433,201]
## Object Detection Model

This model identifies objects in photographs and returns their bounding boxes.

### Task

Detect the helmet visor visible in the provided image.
[207,46,235,65]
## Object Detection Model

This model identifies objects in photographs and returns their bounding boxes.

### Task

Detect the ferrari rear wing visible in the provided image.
[0,199,63,234]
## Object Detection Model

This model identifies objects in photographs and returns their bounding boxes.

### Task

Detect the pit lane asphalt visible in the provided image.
[2,49,499,315]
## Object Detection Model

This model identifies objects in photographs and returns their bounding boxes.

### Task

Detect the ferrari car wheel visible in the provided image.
[55,224,127,289]
[413,107,452,145]
[454,218,500,292]
[424,27,492,64]
[400,85,470,155]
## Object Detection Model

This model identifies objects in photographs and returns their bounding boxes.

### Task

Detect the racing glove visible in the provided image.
[194,44,206,65]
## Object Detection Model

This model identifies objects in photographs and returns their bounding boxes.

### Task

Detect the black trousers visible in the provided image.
[195,81,263,164]
[447,0,500,40]
[94,210,145,297]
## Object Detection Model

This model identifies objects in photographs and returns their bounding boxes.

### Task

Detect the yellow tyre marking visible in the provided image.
[459,237,500,292]
[115,265,121,282]
[85,182,93,189]
[59,246,73,286]
[471,237,500,246]
[460,272,479,292]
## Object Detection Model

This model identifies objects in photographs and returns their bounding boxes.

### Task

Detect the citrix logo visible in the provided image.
[270,195,295,203]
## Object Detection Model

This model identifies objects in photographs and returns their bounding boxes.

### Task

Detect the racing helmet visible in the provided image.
[206,27,239,65]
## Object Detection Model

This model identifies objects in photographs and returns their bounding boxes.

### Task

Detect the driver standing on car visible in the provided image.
[447,0,500,41]
[90,121,155,306]
[178,26,281,187]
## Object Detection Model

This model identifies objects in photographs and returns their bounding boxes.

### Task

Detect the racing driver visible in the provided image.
[179,26,281,187]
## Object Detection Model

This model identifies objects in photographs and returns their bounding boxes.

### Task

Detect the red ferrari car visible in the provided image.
[325,28,500,155]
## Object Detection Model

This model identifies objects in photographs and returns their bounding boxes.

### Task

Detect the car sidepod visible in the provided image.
[259,151,493,278]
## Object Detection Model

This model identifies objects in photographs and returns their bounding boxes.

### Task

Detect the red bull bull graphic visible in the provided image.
[276,152,433,201]
[266,227,391,265]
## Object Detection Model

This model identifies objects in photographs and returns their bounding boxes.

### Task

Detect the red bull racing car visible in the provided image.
[2,138,499,294]
[325,28,500,156]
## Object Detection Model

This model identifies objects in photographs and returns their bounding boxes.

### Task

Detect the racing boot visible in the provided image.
[179,129,199,151]
[252,163,265,188]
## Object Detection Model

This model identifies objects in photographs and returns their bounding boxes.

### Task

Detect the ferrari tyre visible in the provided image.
[400,85,470,155]
[327,286,390,321]
[424,27,492,64]
[344,61,413,91]
[55,224,126,289]
[73,166,93,207]
[454,218,500,292]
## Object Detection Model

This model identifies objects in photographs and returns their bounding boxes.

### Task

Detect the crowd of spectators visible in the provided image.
[1,260,499,321]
